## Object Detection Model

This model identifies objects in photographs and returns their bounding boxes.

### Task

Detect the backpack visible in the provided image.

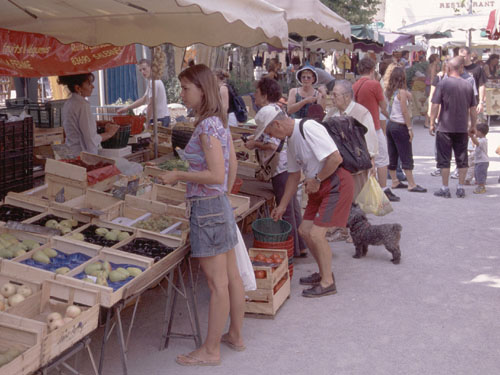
[298,117,372,173]
[227,83,248,123]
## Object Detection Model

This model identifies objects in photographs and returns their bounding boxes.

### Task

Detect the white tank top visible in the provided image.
[389,90,405,124]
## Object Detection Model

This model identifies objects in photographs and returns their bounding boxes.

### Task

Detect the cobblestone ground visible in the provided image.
[81,118,500,375]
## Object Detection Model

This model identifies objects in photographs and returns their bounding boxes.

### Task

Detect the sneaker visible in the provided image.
[473,186,486,194]
[456,188,465,198]
[384,188,400,202]
[451,170,459,179]
[302,282,337,298]
[434,188,451,198]
[299,272,321,286]
[430,169,441,177]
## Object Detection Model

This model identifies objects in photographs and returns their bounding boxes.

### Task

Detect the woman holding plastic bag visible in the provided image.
[159,64,246,366]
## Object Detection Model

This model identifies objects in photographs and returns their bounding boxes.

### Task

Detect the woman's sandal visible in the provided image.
[176,354,221,366]
[221,335,246,352]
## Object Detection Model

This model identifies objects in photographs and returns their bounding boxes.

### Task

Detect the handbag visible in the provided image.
[355,176,393,216]
[254,139,285,182]
[234,224,256,291]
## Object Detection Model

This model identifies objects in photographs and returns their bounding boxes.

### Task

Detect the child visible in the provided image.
[470,123,489,194]
[465,138,476,185]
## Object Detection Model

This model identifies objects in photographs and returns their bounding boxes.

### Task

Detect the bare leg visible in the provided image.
[377,166,388,189]
[388,169,399,186]
[223,249,245,348]
[441,167,451,187]
[403,169,416,189]
[180,253,229,363]
[458,167,468,185]
[299,222,332,287]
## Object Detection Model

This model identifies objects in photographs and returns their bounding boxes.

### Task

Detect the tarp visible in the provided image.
[0,28,136,77]
[486,9,500,40]
[398,14,488,35]
[351,25,384,45]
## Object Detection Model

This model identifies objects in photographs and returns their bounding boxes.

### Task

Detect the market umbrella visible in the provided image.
[486,8,500,40]
[1,0,289,157]
[271,0,351,43]
[398,14,488,35]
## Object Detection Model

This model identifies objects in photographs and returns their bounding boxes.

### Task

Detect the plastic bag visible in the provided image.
[355,176,393,216]
[234,224,256,291]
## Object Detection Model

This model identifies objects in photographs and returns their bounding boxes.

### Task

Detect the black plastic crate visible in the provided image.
[5,98,31,108]
[0,117,33,152]
[0,152,33,181]
[0,176,33,200]
[29,100,66,128]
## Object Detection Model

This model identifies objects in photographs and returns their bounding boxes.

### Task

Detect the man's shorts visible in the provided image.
[374,128,389,168]
[436,131,469,169]
[303,168,354,228]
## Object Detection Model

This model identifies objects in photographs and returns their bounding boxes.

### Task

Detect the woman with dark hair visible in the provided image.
[58,73,118,156]
[245,77,308,257]
[484,54,499,79]
[385,67,427,193]
[159,64,244,367]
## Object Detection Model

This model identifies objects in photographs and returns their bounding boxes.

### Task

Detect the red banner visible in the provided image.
[0,28,137,77]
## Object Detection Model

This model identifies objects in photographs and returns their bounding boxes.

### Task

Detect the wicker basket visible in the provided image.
[252,218,292,243]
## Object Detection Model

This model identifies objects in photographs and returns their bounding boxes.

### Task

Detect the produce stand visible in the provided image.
[485,84,500,125]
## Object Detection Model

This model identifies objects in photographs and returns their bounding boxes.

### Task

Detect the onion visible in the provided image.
[47,312,62,324]
[8,293,25,307]
[65,305,82,319]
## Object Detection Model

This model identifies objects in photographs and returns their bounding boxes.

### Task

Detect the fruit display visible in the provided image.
[251,253,284,280]
[0,347,25,367]
[21,248,92,273]
[46,305,82,332]
[0,282,33,311]
[119,238,176,262]
[30,215,84,233]
[74,260,144,291]
[157,158,189,172]
[62,158,112,172]
[0,204,40,222]
[0,233,40,259]
[72,225,132,247]
[133,216,176,233]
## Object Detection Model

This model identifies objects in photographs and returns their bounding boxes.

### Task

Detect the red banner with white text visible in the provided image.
[0,28,136,77]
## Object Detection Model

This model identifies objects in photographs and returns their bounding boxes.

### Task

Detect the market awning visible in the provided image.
[398,13,488,35]
[486,8,500,40]
[0,0,288,48]
[0,28,136,77]
[351,25,384,45]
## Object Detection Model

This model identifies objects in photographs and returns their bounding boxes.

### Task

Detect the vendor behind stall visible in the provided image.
[58,73,119,156]
[117,59,170,126]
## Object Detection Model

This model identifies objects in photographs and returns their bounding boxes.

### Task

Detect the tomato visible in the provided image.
[271,254,282,261]
[254,270,266,279]
[265,257,274,264]
[274,257,283,264]
[255,253,266,262]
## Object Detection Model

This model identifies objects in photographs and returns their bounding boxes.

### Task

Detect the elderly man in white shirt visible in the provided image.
[324,80,378,198]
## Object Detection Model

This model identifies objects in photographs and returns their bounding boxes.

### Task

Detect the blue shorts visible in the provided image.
[188,194,238,258]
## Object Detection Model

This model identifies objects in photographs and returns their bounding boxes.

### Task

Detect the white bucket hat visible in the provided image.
[296,64,318,85]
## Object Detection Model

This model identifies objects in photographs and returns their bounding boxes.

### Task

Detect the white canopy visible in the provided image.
[398,14,489,35]
[271,0,351,44]
[0,0,289,48]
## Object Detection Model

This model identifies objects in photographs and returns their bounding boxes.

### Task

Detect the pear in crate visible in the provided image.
[33,250,51,264]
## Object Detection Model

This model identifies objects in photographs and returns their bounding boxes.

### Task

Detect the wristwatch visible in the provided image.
[314,174,322,183]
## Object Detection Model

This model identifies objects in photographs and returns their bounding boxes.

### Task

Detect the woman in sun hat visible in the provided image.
[287,64,325,119]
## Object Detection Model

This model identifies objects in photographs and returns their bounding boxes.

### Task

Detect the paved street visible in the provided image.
[83,119,500,375]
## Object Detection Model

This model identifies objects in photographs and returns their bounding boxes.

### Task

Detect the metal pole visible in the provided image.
[151,46,158,159]
[467,0,473,47]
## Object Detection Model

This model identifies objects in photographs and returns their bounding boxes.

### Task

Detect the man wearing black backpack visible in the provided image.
[254,104,354,298]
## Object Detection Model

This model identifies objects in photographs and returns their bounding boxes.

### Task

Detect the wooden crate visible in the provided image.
[233,139,257,163]
[245,248,290,317]
[50,189,122,221]
[62,219,137,248]
[4,191,50,209]
[45,152,118,201]
[34,127,64,147]
[6,279,99,366]
[0,321,42,375]
[113,230,185,297]
[0,227,48,261]
[56,248,153,308]
[6,184,51,207]
[0,272,42,313]
[23,208,91,229]
[0,200,47,226]
[237,160,259,178]
[2,237,102,284]
[248,248,288,290]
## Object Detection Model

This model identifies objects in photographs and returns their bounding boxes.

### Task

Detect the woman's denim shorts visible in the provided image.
[188,194,238,258]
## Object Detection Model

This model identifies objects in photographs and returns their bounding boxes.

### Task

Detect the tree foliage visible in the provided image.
[320,0,381,25]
